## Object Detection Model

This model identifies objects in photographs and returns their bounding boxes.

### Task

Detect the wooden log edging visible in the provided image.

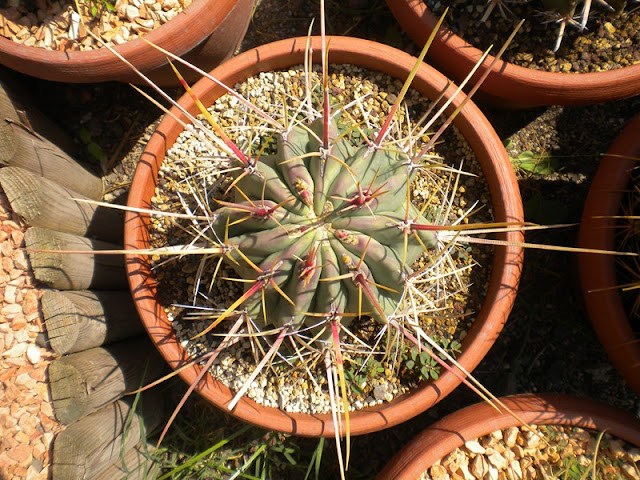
[0,70,76,151]
[24,227,127,290]
[48,337,166,425]
[93,441,159,480]
[0,166,122,243]
[0,72,103,198]
[42,289,143,355]
[52,392,165,480]
[0,71,168,479]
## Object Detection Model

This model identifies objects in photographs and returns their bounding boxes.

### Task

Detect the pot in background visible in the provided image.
[0,0,253,86]
[385,0,640,107]
[378,393,640,479]
[125,36,524,437]
[578,114,640,396]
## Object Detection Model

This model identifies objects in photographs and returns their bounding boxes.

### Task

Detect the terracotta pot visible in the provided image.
[385,0,640,107]
[378,393,640,479]
[125,36,524,437]
[0,0,253,86]
[578,114,640,396]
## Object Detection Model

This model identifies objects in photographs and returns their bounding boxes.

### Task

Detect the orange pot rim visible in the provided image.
[124,35,524,437]
[578,114,640,395]
[378,393,640,479]
[385,0,640,106]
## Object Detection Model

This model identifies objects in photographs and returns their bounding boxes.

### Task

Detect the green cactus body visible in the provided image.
[213,117,437,334]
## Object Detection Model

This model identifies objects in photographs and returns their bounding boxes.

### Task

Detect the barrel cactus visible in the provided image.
[214,116,437,335]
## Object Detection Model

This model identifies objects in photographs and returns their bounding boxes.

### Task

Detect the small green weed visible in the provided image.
[505,139,560,175]
[344,357,385,397]
[402,339,462,382]
[78,127,108,172]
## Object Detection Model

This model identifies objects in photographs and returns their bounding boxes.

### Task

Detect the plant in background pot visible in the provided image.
[0,0,254,85]
[385,0,640,106]
[578,114,640,396]
[378,393,640,479]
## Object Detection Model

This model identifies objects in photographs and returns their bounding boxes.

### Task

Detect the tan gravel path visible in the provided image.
[0,190,62,480]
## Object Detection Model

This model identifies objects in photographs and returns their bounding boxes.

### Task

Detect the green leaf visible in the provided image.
[87,142,107,165]
[282,449,297,466]
[511,151,559,175]
[78,128,92,144]
[419,352,428,363]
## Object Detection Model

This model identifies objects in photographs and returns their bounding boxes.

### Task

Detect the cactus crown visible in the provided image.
[214,115,436,336]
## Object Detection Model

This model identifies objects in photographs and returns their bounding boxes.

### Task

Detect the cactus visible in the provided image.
[213,116,437,336]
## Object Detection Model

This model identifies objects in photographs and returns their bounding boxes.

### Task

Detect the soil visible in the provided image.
[1,0,639,478]
[0,0,190,51]
[426,0,640,73]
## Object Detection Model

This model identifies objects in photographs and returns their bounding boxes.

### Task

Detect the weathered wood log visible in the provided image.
[49,338,166,425]
[0,72,102,198]
[42,290,144,355]
[93,441,159,480]
[0,122,103,199]
[0,166,122,243]
[24,227,127,290]
[52,393,165,480]
[0,70,76,153]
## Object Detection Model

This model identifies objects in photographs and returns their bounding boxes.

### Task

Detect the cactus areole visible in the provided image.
[216,117,436,334]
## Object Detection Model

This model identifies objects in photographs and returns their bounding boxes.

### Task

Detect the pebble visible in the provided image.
[26,344,41,364]
[465,440,486,454]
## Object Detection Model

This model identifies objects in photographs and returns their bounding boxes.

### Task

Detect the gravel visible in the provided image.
[423,425,640,479]
[0,0,191,50]
[427,0,640,73]
[0,190,60,480]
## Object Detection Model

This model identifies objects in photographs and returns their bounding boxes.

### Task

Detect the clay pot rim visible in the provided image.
[125,35,524,437]
[0,0,238,81]
[577,114,640,395]
[377,393,640,479]
[386,0,640,106]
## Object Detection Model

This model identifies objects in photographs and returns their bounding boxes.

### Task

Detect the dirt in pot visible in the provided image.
[426,0,640,73]
[422,424,640,479]
[0,0,191,50]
